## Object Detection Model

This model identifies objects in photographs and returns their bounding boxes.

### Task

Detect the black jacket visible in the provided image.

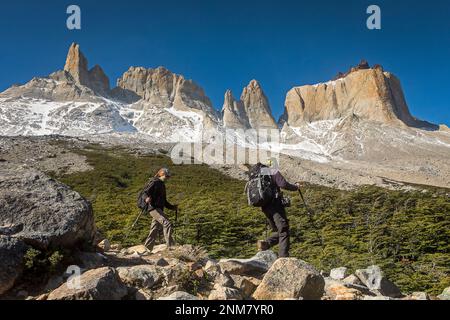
[143,178,176,211]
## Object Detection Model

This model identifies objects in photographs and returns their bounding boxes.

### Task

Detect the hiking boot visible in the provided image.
[257,240,270,251]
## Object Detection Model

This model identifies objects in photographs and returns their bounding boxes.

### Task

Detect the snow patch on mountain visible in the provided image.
[0,97,136,136]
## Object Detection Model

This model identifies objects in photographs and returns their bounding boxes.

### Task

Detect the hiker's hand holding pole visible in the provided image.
[295,182,305,190]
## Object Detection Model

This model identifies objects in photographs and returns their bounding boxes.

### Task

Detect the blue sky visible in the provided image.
[0,0,449,125]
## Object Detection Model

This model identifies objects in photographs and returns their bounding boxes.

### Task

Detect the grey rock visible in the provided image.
[0,165,96,250]
[209,285,243,300]
[355,265,403,298]
[44,275,65,292]
[330,267,348,280]
[0,224,23,236]
[135,289,152,300]
[406,292,429,300]
[47,267,127,300]
[253,258,325,300]
[214,272,235,288]
[218,250,277,276]
[229,275,261,298]
[343,274,363,286]
[158,291,199,300]
[363,295,395,300]
[117,265,163,290]
[0,236,28,295]
[324,278,375,300]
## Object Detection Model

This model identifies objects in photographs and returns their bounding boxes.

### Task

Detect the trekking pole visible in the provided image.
[124,208,145,242]
[173,207,180,244]
[298,189,315,217]
[298,189,318,228]
[298,189,323,245]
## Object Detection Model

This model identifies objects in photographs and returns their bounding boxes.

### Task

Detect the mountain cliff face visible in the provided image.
[281,63,424,128]
[117,66,214,114]
[222,80,277,130]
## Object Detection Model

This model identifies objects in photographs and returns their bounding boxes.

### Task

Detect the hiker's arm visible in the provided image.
[274,172,298,191]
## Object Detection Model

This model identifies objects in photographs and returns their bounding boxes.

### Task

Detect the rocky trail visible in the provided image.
[4,241,449,301]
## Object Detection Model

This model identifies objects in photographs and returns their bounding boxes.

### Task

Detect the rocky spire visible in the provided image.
[240,80,278,129]
[64,43,90,85]
[222,90,250,129]
[63,43,110,95]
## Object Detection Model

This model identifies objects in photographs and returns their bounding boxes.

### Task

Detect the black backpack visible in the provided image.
[137,178,157,211]
[245,163,275,207]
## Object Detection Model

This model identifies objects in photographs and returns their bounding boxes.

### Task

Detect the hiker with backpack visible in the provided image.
[137,168,178,251]
[245,158,301,258]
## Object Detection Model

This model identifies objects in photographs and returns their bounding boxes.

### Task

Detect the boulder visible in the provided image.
[0,236,28,295]
[121,245,152,256]
[47,267,127,300]
[44,275,65,292]
[218,250,277,277]
[0,165,96,250]
[355,265,403,298]
[209,284,243,300]
[363,296,395,300]
[213,272,234,288]
[117,265,163,290]
[230,275,261,298]
[324,278,374,300]
[343,274,363,286]
[330,267,348,280]
[404,292,430,300]
[438,287,450,300]
[97,239,111,252]
[135,289,152,300]
[253,258,325,300]
[158,291,199,300]
[204,259,220,274]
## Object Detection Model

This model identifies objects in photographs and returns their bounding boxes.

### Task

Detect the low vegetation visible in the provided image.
[55,147,450,295]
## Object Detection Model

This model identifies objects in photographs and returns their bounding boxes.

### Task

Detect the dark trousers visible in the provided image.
[262,200,290,257]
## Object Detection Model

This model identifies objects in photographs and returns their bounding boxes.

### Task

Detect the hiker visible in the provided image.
[142,168,178,251]
[247,159,301,258]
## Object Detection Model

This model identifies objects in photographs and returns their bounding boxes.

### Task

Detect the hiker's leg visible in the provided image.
[273,208,290,257]
[144,218,161,251]
[149,208,174,247]
[262,207,279,248]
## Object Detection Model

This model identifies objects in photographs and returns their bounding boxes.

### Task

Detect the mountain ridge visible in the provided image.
[1,43,442,130]
[0,43,449,176]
